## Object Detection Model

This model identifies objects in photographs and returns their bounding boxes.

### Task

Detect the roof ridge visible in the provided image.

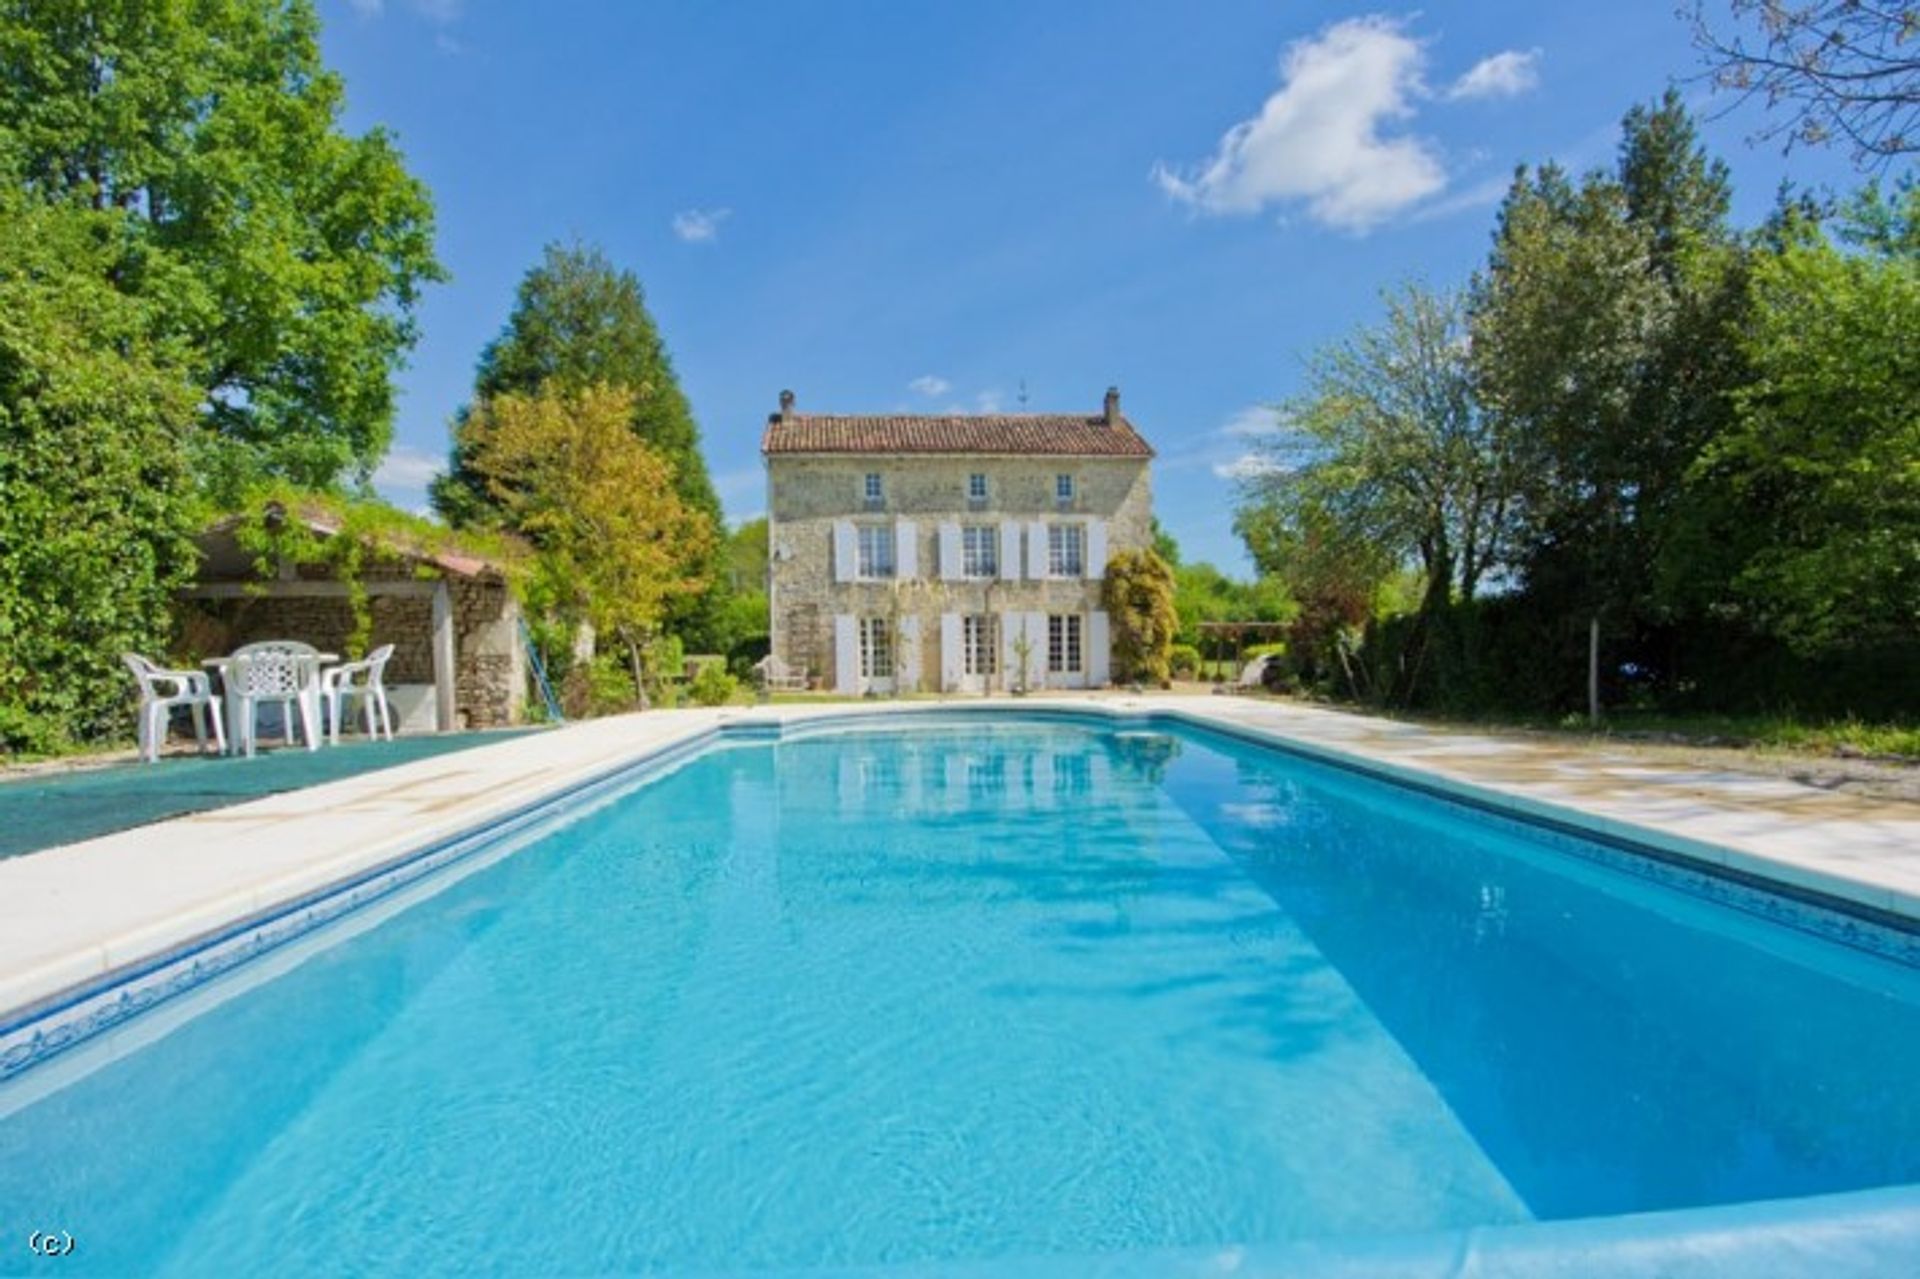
[761,410,1154,459]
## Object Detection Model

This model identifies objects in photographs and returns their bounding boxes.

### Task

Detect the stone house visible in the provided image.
[183,508,527,732]
[762,388,1154,693]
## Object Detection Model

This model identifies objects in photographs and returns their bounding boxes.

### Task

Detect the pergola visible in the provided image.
[1194,620,1289,681]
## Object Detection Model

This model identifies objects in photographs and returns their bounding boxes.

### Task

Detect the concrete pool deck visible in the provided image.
[2,695,1917,1033]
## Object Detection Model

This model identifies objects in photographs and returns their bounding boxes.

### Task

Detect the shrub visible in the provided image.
[561,652,639,718]
[1101,549,1179,686]
[727,633,771,678]
[689,663,739,706]
[1169,643,1201,679]
[0,198,200,753]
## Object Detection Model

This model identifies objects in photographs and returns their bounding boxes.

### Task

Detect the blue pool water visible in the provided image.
[3,717,1919,1275]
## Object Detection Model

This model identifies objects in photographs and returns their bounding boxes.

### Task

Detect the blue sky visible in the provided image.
[332,1,1859,572]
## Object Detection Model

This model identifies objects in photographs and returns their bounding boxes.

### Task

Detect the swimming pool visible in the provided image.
[3,714,1919,1275]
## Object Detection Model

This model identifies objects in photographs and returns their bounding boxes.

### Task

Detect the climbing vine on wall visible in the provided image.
[228,487,525,658]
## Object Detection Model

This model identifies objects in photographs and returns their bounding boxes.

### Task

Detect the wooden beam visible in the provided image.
[181,580,440,600]
[431,579,457,733]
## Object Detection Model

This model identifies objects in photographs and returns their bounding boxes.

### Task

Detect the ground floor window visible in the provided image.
[963,614,997,676]
[859,616,893,679]
[1048,613,1083,674]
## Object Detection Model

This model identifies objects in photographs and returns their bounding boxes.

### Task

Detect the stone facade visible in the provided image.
[451,577,523,729]
[766,436,1153,695]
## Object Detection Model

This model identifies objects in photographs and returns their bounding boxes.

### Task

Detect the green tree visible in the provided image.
[1251,283,1521,622]
[433,242,719,529]
[457,383,715,709]
[1150,517,1182,566]
[431,241,726,645]
[1236,496,1397,697]
[0,194,200,751]
[725,517,770,595]
[711,518,771,655]
[1694,184,1920,650]
[1100,549,1179,686]
[1171,562,1295,646]
[0,0,443,493]
[1470,92,1749,709]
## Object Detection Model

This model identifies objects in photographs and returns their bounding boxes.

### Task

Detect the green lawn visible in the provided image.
[1405,708,1920,761]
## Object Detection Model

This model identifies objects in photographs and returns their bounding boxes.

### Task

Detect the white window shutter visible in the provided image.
[1001,611,1022,687]
[939,523,962,581]
[832,521,855,583]
[833,614,858,692]
[1026,522,1047,579]
[999,522,1022,582]
[895,520,917,580]
[896,615,921,691]
[1088,611,1112,686]
[1085,519,1107,580]
[1026,611,1049,689]
[940,613,963,690]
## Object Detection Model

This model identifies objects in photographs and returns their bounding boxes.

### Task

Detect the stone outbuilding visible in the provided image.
[181,506,526,732]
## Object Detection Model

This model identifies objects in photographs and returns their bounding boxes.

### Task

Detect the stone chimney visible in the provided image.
[1102,386,1120,426]
[778,389,795,421]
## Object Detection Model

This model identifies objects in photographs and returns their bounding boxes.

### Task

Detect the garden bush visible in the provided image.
[689,663,739,707]
[0,198,200,754]
[1101,549,1179,686]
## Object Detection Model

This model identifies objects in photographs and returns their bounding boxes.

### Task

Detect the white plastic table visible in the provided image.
[202,653,338,753]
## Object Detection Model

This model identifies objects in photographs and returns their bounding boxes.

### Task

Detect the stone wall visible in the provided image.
[453,577,523,729]
[193,594,435,683]
[766,455,1152,691]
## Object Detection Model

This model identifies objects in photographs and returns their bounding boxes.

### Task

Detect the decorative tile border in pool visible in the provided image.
[1143,707,1920,967]
[3,702,1912,1086]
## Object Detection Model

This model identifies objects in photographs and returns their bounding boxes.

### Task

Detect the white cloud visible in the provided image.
[1208,404,1304,480]
[1212,453,1287,482]
[1153,16,1446,233]
[1157,404,1284,477]
[1220,405,1281,439]
[975,390,1005,414]
[371,445,443,505]
[1408,173,1512,223]
[1447,49,1541,101]
[671,208,731,244]
[908,375,952,397]
[345,0,461,20]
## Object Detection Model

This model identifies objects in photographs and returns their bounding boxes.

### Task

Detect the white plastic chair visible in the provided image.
[321,643,396,744]
[1229,655,1274,695]
[122,654,227,763]
[227,641,324,757]
[752,654,810,692]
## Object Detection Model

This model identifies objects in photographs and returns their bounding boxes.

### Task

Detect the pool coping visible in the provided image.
[2,696,1917,1078]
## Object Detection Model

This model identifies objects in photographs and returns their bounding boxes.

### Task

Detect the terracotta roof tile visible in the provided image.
[762,412,1154,459]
